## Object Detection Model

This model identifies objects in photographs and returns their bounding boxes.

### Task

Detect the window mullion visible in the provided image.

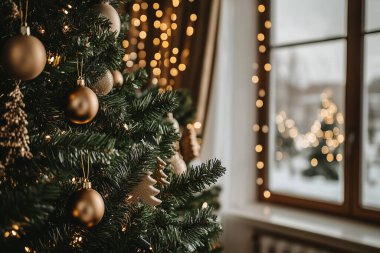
[346,0,364,215]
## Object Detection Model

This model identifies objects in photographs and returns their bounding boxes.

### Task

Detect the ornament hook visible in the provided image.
[76,55,85,86]
[80,152,91,189]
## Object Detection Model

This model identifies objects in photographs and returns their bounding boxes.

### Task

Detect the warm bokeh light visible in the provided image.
[258,4,266,13]
[132,3,140,12]
[154,53,161,60]
[160,33,168,40]
[141,2,148,10]
[263,190,271,199]
[140,14,147,22]
[122,40,129,48]
[170,68,179,77]
[162,41,169,48]
[154,20,161,28]
[186,26,194,36]
[179,64,186,71]
[311,158,318,167]
[150,60,157,67]
[258,89,266,97]
[265,20,272,29]
[153,68,161,76]
[256,99,264,108]
[139,31,147,39]
[252,75,259,84]
[190,14,197,22]
[153,38,160,45]
[172,0,180,7]
[156,10,163,18]
[194,122,202,129]
[153,3,160,10]
[257,33,265,41]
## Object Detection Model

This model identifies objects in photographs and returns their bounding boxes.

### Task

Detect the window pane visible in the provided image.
[271,0,347,46]
[362,33,380,210]
[269,41,346,203]
[365,0,380,32]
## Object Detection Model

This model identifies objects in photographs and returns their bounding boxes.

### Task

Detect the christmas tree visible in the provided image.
[0,1,225,252]
[303,92,344,180]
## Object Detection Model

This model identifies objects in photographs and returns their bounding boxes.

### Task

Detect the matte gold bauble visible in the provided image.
[89,70,113,95]
[67,188,105,227]
[66,86,99,124]
[111,70,124,88]
[95,2,121,37]
[2,34,46,80]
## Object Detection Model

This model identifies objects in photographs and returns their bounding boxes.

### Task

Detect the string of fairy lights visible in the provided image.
[123,0,198,91]
[252,0,271,200]
[252,1,345,201]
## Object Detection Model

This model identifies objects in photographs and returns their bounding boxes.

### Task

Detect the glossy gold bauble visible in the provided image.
[111,70,124,88]
[66,86,99,124]
[95,2,121,37]
[67,188,105,227]
[89,70,113,95]
[2,35,46,80]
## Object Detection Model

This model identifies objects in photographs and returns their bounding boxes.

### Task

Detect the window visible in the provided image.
[255,0,380,221]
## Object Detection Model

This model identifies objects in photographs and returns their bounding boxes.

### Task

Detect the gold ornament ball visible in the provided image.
[89,70,114,95]
[95,2,121,37]
[2,35,46,80]
[111,70,124,88]
[66,86,99,124]
[67,188,105,227]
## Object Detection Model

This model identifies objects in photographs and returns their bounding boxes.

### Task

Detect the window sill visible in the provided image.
[222,203,380,253]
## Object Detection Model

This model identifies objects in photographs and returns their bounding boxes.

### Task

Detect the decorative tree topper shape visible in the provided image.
[127,172,162,207]
[154,157,170,185]
[0,82,32,169]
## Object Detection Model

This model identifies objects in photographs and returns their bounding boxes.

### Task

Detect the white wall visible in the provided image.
[200,0,258,252]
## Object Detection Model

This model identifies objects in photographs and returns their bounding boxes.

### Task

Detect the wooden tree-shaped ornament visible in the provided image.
[180,124,201,163]
[153,157,170,185]
[127,172,162,207]
[0,83,32,169]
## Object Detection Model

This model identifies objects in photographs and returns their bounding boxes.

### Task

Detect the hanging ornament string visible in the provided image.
[77,55,84,81]
[80,152,91,188]
[76,55,86,86]
[19,0,29,27]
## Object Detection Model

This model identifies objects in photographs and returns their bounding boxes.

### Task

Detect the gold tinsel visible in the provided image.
[0,83,32,170]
